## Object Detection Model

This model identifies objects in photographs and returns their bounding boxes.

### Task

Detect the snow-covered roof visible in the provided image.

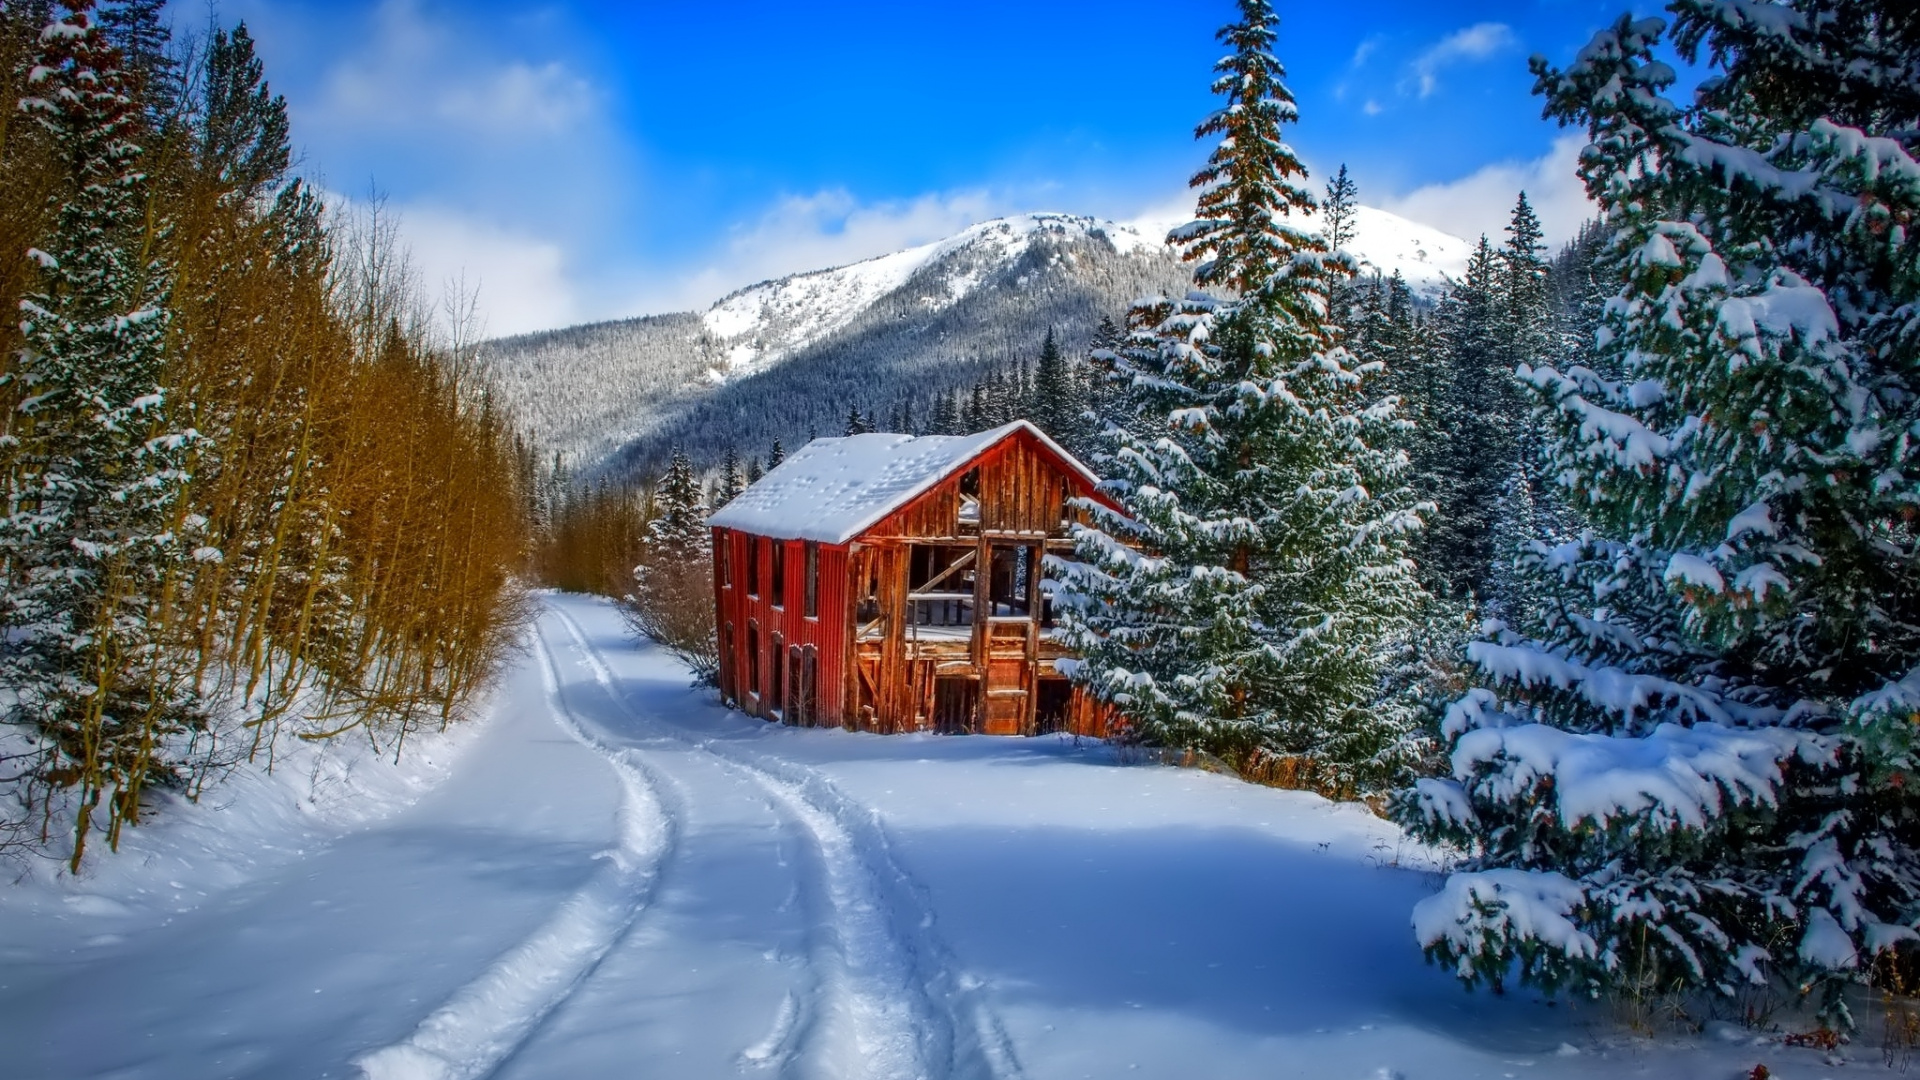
[708,420,1097,544]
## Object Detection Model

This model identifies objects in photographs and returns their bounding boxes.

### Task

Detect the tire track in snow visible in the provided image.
[549,602,1024,1080]
[353,621,676,1080]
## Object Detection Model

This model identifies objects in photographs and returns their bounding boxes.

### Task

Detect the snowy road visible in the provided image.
[0,595,1850,1079]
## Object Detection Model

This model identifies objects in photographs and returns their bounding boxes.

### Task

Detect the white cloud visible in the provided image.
[1405,22,1518,98]
[315,0,597,139]
[398,206,584,338]
[625,188,1017,315]
[1376,133,1594,247]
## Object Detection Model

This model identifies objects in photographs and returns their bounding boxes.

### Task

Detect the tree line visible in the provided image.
[0,1,530,870]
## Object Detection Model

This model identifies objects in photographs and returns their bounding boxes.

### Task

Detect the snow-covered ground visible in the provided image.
[0,594,1872,1079]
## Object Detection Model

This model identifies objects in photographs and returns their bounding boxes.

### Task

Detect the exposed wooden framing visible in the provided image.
[712,422,1128,739]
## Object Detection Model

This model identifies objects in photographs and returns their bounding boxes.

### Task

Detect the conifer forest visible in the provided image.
[2,0,1918,1077]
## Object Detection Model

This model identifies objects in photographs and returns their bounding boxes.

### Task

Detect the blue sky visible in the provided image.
[210,0,1651,336]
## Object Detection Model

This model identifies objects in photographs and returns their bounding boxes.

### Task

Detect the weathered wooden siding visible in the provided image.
[978,435,1071,534]
[714,528,849,726]
[717,424,1129,737]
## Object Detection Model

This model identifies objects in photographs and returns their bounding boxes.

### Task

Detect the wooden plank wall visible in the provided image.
[718,427,1127,737]
[714,528,850,726]
[978,435,1071,534]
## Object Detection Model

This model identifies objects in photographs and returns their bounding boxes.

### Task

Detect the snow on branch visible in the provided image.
[1413,870,1600,980]
[1451,715,1819,831]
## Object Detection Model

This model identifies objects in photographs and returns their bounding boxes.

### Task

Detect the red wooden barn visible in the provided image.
[708,420,1119,736]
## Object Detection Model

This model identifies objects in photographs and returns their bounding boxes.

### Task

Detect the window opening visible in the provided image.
[746,621,760,700]
[768,633,785,715]
[788,644,816,726]
[804,542,819,618]
[1035,677,1072,734]
[907,543,976,631]
[746,537,761,596]
[957,468,981,530]
[770,541,786,607]
[989,544,1036,617]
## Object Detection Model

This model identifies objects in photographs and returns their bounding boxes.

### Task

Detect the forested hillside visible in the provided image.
[0,1,529,869]
[482,207,1473,480]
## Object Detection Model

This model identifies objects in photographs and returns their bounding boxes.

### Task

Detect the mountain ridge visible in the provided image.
[480,206,1471,478]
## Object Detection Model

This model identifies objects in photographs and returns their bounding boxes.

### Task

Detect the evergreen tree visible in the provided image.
[1321,163,1358,252]
[95,0,176,117]
[928,391,959,437]
[646,448,706,564]
[1430,235,1526,605]
[964,382,986,432]
[1053,0,1427,794]
[843,405,871,436]
[1030,328,1079,444]
[745,456,763,485]
[1403,5,1920,1026]
[0,0,196,868]
[712,444,743,508]
[627,447,716,681]
[1495,192,1551,379]
[765,438,784,470]
[192,23,289,204]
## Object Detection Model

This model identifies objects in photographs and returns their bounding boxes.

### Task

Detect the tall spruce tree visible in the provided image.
[627,447,716,681]
[1031,329,1078,444]
[1,0,197,868]
[711,444,743,509]
[1052,0,1428,793]
[1322,163,1358,252]
[1402,4,1920,1026]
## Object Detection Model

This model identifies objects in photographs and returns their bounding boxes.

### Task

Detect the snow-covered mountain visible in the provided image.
[481,207,1470,476]
[1123,203,1472,295]
[699,214,1164,381]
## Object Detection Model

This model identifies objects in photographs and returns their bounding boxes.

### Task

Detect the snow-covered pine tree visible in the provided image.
[94,0,175,118]
[765,438,784,470]
[1402,5,1920,1026]
[627,447,716,681]
[928,391,959,437]
[647,448,706,566]
[964,382,986,433]
[1051,0,1429,793]
[1494,193,1551,384]
[843,405,870,436]
[1,0,198,868]
[1322,163,1358,253]
[711,444,743,509]
[1031,328,1079,445]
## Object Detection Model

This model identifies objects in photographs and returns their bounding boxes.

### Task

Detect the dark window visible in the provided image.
[721,622,736,701]
[804,542,819,618]
[934,676,980,734]
[746,621,760,699]
[746,537,761,596]
[787,644,811,726]
[770,541,786,607]
[719,534,732,587]
[768,634,785,714]
[989,544,1037,617]
[1035,677,1072,734]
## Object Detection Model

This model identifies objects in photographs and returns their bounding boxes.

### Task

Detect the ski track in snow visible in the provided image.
[352,622,676,1080]
[548,602,1024,1080]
